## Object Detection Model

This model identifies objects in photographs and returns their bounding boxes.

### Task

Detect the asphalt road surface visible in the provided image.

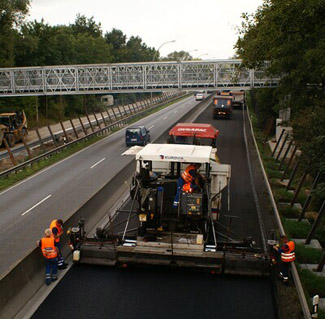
[33,265,276,319]
[32,105,278,319]
[0,96,202,276]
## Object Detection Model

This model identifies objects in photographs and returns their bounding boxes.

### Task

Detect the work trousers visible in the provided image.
[56,242,65,267]
[173,178,185,207]
[280,261,290,280]
[173,177,198,207]
[45,257,58,285]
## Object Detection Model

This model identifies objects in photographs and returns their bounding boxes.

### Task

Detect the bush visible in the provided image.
[278,204,301,218]
[267,169,284,179]
[298,268,325,298]
[274,188,294,203]
[295,244,323,264]
[283,218,311,238]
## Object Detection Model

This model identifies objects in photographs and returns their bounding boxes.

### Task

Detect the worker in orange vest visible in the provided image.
[273,235,295,284]
[49,219,68,269]
[173,163,203,207]
[37,228,59,285]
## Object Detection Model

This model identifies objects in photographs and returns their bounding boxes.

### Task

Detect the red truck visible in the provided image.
[167,123,219,147]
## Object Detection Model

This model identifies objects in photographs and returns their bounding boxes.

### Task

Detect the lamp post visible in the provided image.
[151,40,176,103]
[152,40,176,62]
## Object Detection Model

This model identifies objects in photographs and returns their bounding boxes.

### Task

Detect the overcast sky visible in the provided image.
[28,0,264,59]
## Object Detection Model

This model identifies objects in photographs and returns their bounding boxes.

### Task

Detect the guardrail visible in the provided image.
[246,98,312,318]
[0,92,187,179]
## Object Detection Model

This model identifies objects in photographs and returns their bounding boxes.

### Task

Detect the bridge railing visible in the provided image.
[0,60,280,97]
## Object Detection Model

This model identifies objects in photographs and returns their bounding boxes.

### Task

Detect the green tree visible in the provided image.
[236,0,325,113]
[236,0,325,191]
[71,14,102,38]
[0,0,30,66]
[163,51,193,61]
[125,36,155,62]
[105,28,127,62]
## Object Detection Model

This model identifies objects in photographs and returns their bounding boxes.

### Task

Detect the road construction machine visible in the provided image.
[0,111,28,147]
[167,123,219,147]
[69,143,269,275]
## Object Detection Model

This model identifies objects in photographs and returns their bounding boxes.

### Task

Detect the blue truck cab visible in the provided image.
[125,125,150,146]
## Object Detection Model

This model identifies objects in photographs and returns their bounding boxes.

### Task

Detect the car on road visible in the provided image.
[125,125,150,146]
[195,93,204,101]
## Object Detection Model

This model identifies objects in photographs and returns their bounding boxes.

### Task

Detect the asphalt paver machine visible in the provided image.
[69,144,269,275]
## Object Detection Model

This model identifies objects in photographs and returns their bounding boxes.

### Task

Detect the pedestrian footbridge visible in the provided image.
[0,60,280,97]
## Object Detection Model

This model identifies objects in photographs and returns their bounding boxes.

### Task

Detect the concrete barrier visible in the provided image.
[0,160,135,319]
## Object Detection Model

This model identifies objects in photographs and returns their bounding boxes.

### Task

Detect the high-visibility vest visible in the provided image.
[41,237,57,259]
[181,165,196,183]
[50,220,63,243]
[182,183,193,193]
[281,241,295,263]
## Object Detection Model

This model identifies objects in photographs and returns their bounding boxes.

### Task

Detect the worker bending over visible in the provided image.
[273,235,295,284]
[50,219,68,269]
[37,229,59,285]
[173,163,204,207]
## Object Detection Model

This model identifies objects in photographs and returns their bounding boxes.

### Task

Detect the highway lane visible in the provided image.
[0,95,203,276]
[31,105,278,319]
[195,105,266,247]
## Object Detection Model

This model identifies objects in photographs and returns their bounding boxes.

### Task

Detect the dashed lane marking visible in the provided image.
[148,125,155,130]
[163,116,168,120]
[21,194,52,216]
[90,158,106,169]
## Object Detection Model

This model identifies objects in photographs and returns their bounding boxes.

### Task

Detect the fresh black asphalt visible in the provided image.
[32,103,277,319]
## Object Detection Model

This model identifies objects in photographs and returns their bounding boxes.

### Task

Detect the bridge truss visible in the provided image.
[0,60,280,97]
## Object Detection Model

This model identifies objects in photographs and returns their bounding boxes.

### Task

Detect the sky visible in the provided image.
[28,0,264,60]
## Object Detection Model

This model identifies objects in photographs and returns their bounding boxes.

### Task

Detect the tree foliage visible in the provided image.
[0,0,30,66]
[236,0,325,172]
[0,11,158,123]
[163,51,194,61]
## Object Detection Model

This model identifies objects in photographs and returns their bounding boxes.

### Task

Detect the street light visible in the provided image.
[153,40,176,61]
[195,53,208,59]
[151,40,176,103]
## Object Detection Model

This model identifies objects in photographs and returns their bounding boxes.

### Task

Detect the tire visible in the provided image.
[5,134,16,148]
[21,128,28,141]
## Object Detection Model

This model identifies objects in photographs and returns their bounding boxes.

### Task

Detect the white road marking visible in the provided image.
[174,110,178,113]
[148,125,155,130]
[90,157,106,169]
[163,116,168,120]
[22,195,52,216]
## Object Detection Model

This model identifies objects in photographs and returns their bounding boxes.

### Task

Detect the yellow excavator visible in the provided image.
[0,111,28,148]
